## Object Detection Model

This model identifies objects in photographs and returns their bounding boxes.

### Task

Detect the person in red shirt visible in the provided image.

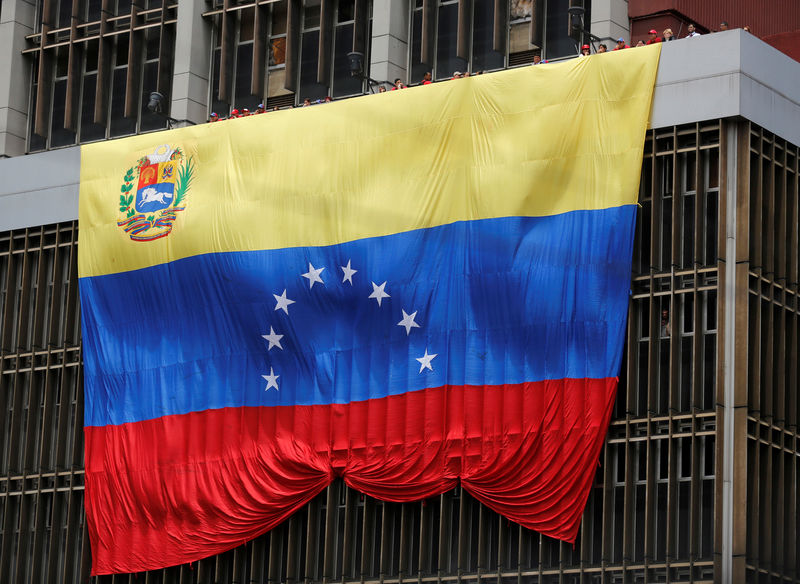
[613,37,630,50]
[422,72,432,85]
[646,29,662,44]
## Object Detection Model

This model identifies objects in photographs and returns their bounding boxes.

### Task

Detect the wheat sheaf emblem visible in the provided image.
[117,144,195,242]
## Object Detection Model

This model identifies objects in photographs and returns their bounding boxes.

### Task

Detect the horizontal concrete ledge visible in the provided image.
[0,146,80,231]
[651,30,800,144]
[1,30,799,232]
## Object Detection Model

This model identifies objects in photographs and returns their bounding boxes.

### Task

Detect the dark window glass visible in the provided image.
[677,480,690,558]
[703,333,716,410]
[28,56,43,151]
[109,67,137,137]
[472,0,503,72]
[146,29,160,61]
[50,79,76,148]
[29,121,47,152]
[304,5,321,28]
[116,33,130,67]
[682,192,695,268]
[701,479,714,558]
[240,7,255,42]
[211,48,228,115]
[58,0,72,28]
[332,24,362,97]
[655,481,667,561]
[56,46,69,77]
[409,9,427,84]
[272,2,287,35]
[80,73,105,142]
[140,62,166,132]
[116,0,131,16]
[148,0,163,9]
[338,0,355,22]
[544,0,573,59]
[435,3,462,80]
[85,39,99,72]
[235,43,260,110]
[633,199,651,274]
[87,0,102,22]
[636,341,648,417]
[299,30,327,101]
[661,195,672,270]
[680,327,692,410]
[612,486,624,562]
[704,190,718,266]
[634,483,645,561]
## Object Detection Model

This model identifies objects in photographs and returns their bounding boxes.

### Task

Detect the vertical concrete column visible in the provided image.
[0,0,35,157]
[370,0,409,85]
[171,2,212,125]
[589,0,630,45]
[719,121,751,584]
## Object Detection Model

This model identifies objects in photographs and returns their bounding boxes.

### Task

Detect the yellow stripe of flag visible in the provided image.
[79,45,660,278]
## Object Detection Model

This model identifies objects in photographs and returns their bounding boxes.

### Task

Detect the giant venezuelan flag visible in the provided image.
[79,46,661,575]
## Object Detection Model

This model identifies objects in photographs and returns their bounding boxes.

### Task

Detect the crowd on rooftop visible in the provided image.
[208,20,752,122]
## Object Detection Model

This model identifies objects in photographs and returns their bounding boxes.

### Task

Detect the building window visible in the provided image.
[25,2,176,152]
[208,0,367,111]
[409,0,507,83]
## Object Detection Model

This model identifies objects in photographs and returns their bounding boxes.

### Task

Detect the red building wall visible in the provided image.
[763,30,800,62]
[628,0,800,43]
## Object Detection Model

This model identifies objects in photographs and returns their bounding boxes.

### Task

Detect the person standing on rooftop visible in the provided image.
[646,29,662,44]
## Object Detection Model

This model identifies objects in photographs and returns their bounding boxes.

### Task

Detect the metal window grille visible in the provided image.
[23,1,177,152]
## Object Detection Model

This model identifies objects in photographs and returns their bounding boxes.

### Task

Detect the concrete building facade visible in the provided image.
[0,2,799,583]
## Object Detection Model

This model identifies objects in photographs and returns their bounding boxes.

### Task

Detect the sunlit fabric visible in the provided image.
[79,46,661,575]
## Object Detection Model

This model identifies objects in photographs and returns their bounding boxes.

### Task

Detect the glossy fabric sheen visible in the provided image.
[85,379,617,575]
[78,46,661,277]
[82,210,635,427]
[79,47,661,575]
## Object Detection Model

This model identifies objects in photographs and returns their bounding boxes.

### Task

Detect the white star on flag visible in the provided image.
[273,289,296,314]
[341,260,357,285]
[416,349,437,373]
[261,326,283,350]
[262,368,279,391]
[368,281,390,306]
[301,263,325,288]
[397,309,420,335]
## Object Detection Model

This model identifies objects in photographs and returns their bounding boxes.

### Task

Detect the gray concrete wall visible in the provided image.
[370,0,409,85]
[590,0,630,45]
[0,0,35,158]
[0,146,80,231]
[2,29,799,231]
[171,2,212,126]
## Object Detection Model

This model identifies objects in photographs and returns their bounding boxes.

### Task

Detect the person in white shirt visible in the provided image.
[686,23,701,37]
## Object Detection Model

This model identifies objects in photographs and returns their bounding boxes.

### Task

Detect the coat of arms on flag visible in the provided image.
[116,144,194,242]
